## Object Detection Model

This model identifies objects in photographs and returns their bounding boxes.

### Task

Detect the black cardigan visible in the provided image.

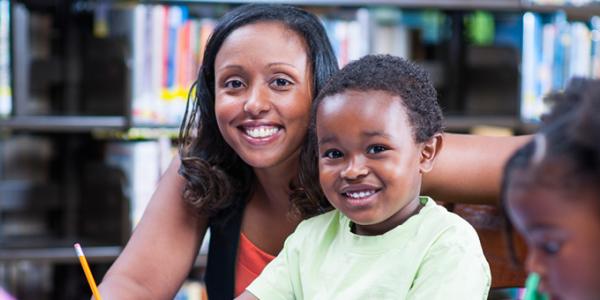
[204,201,246,300]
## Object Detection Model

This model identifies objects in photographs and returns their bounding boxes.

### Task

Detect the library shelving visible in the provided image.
[2,0,600,299]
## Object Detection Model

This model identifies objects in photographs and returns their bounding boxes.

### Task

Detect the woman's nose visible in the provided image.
[340,156,369,180]
[243,85,271,116]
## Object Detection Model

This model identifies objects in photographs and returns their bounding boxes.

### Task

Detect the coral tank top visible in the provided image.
[234,233,276,297]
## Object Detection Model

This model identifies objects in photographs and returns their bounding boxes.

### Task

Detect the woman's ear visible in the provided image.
[419,133,443,174]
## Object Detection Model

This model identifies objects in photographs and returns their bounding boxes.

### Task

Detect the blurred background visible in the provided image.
[1,0,599,299]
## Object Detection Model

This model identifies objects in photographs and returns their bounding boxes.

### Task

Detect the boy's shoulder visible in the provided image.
[419,197,482,250]
[286,210,344,245]
[424,200,476,229]
[296,209,342,232]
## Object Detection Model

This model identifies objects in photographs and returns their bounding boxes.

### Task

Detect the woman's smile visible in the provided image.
[238,120,284,145]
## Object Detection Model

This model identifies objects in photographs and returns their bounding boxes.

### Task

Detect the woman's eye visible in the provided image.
[539,240,562,255]
[224,79,244,89]
[323,149,343,159]
[271,78,293,88]
[367,145,388,154]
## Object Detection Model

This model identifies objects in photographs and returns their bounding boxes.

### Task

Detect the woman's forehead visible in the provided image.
[215,21,309,69]
[226,21,307,51]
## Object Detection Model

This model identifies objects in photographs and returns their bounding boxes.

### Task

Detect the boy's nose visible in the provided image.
[243,86,271,116]
[340,156,369,180]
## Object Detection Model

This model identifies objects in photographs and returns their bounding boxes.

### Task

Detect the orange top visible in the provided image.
[235,233,276,297]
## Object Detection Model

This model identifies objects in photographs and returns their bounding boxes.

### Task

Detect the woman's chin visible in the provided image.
[239,152,286,170]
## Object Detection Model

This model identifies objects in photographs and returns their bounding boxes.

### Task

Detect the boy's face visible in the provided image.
[507,173,600,300]
[316,90,439,236]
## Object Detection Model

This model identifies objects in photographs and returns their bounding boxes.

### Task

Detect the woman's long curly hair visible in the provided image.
[178,4,338,221]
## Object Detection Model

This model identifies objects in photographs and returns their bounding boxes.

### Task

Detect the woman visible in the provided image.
[98,4,529,299]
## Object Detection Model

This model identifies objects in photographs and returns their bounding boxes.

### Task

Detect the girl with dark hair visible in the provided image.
[503,78,600,300]
[98,4,528,299]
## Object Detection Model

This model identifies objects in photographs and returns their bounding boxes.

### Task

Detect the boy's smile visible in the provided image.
[316,90,438,236]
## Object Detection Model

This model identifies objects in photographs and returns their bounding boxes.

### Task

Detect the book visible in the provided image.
[520,12,544,121]
[0,0,11,117]
[104,140,174,230]
[131,4,213,126]
[174,280,207,300]
[371,8,411,60]
[521,11,598,121]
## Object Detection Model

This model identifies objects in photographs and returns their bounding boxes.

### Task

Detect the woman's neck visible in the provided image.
[252,152,300,212]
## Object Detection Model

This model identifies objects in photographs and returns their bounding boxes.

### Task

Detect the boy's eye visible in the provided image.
[367,145,388,154]
[224,79,244,89]
[323,149,343,159]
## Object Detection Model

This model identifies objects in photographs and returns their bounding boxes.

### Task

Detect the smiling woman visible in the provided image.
[214,21,312,170]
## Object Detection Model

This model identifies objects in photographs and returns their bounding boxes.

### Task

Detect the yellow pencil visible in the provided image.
[74,243,103,300]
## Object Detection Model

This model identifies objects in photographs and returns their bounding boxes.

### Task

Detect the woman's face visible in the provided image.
[507,172,600,300]
[214,21,312,170]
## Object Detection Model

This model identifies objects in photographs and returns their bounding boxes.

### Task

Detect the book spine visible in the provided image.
[0,0,11,117]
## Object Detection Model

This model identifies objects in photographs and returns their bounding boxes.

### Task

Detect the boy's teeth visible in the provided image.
[245,126,279,138]
[346,190,376,199]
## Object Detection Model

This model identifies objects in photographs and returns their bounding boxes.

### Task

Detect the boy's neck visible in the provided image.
[353,196,425,236]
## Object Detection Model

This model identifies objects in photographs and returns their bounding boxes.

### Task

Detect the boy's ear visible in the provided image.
[419,133,443,174]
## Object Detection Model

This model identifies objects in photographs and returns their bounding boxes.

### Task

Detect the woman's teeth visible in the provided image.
[344,190,376,199]
[245,126,280,138]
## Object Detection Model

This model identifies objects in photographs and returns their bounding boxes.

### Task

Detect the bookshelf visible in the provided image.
[0,116,128,132]
[2,0,600,298]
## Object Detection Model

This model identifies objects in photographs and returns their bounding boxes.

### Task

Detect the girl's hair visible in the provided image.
[178,4,338,220]
[291,54,443,219]
[500,78,600,262]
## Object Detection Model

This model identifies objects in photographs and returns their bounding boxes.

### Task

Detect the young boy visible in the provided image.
[237,55,491,299]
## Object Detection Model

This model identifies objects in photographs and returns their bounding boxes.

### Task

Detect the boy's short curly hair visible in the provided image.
[315,54,443,142]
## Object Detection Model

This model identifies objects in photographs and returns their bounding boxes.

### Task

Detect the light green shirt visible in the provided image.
[247,197,491,300]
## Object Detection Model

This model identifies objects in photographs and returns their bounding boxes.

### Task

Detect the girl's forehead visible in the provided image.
[508,169,600,217]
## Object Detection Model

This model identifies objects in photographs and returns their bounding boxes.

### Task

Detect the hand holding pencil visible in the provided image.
[74,243,103,300]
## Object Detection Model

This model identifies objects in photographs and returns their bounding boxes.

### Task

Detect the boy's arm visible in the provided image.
[97,156,208,299]
[407,224,491,300]
[422,133,531,205]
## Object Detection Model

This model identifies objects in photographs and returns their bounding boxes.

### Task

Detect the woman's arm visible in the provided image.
[97,156,208,299]
[422,133,531,205]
